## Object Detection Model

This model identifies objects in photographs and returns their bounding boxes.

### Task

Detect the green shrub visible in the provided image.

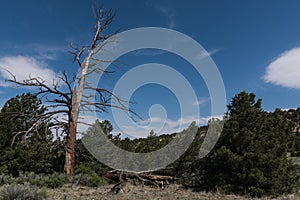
[74,173,108,187]
[37,173,68,188]
[0,182,46,200]
[75,163,94,175]
[0,175,14,186]
[0,172,69,189]
[74,163,108,187]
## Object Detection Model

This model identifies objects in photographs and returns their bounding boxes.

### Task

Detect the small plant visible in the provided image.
[0,182,46,200]
[74,173,108,187]
[39,173,69,188]
[0,175,14,186]
[74,163,108,187]
[0,172,69,189]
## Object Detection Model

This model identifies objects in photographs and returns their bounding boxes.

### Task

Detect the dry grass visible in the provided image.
[46,183,299,200]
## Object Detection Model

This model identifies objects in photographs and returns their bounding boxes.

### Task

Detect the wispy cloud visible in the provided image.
[29,44,67,61]
[132,49,166,56]
[0,43,67,62]
[193,97,210,106]
[117,115,223,138]
[147,1,176,29]
[0,56,57,87]
[195,49,221,60]
[263,47,300,89]
[158,6,176,29]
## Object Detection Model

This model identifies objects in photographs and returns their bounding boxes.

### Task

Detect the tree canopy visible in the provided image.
[0,91,299,197]
[198,91,298,196]
[0,93,58,175]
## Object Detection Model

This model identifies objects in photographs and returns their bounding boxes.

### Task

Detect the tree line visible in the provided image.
[0,5,299,197]
[0,91,299,196]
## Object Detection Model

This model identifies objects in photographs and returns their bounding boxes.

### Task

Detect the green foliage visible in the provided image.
[74,173,108,187]
[197,91,298,196]
[75,139,111,176]
[0,93,46,146]
[0,182,46,200]
[0,172,68,189]
[0,175,14,186]
[0,92,298,197]
[163,126,207,179]
[75,163,94,175]
[0,171,109,189]
[27,173,68,189]
[0,93,59,176]
[284,108,300,154]
[74,163,108,187]
[133,133,172,153]
[75,119,116,176]
[89,119,113,138]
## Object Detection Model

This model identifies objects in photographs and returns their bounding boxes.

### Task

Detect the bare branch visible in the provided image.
[5,6,139,177]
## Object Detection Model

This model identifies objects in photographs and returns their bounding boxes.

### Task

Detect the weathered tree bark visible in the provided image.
[64,109,77,177]
[64,39,92,177]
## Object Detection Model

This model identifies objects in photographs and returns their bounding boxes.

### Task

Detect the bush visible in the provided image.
[0,172,68,189]
[34,173,68,188]
[0,182,46,200]
[0,171,108,189]
[75,163,94,175]
[0,175,14,186]
[74,163,108,187]
[194,92,299,197]
[74,173,108,187]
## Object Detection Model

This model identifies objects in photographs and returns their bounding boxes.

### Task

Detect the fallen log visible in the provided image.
[104,170,178,191]
[105,170,177,182]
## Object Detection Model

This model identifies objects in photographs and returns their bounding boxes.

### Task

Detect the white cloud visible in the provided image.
[0,56,57,87]
[263,47,300,89]
[193,97,210,106]
[158,6,176,29]
[147,1,176,29]
[117,115,223,138]
[195,49,220,60]
[77,115,98,134]
[280,108,297,112]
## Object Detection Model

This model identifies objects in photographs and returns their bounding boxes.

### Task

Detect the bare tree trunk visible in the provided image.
[64,48,92,177]
[64,114,77,177]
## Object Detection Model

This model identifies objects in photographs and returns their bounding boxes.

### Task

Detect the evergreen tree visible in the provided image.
[75,119,115,175]
[0,93,56,175]
[198,91,298,196]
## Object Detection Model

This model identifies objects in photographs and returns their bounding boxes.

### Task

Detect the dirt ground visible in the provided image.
[46,183,299,200]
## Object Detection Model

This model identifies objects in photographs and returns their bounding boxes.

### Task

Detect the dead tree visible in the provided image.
[6,7,138,178]
[104,170,178,192]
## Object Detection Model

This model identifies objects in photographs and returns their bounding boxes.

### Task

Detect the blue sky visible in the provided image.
[0,0,300,137]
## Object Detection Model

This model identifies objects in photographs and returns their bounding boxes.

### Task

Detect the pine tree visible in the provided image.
[199,91,298,196]
[0,93,57,175]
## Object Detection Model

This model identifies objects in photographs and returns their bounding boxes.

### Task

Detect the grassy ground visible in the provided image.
[46,183,299,200]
